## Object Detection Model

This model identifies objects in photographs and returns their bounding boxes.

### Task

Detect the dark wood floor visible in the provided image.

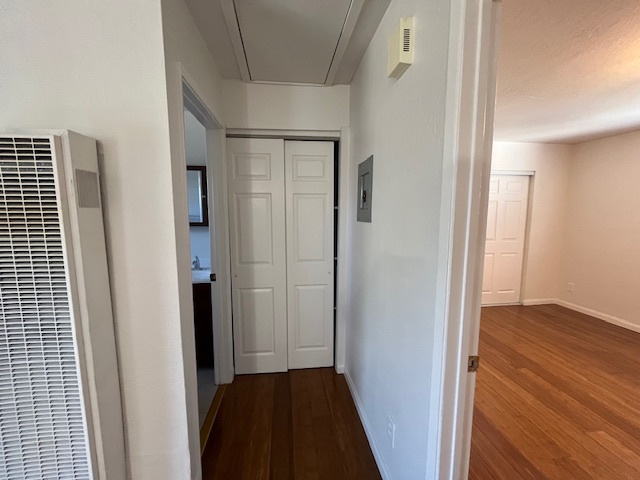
[201,367,381,480]
[470,304,640,480]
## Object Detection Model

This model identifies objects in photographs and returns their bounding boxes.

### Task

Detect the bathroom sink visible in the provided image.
[191,269,211,284]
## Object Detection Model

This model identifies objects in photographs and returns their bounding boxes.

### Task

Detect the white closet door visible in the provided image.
[482,175,530,305]
[285,141,335,369]
[227,138,287,374]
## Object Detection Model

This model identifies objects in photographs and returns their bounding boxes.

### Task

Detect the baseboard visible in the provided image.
[484,302,522,307]
[554,299,640,334]
[522,298,556,306]
[343,369,392,480]
[200,384,226,456]
[520,298,640,334]
[335,363,345,374]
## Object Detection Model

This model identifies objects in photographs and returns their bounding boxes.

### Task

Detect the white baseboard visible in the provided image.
[522,298,556,306]
[554,299,640,334]
[520,298,640,334]
[335,363,345,374]
[343,369,392,480]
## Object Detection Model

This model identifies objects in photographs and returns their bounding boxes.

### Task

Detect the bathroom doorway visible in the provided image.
[184,108,217,429]
[181,78,234,454]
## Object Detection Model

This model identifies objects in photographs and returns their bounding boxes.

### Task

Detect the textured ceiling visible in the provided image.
[495,0,640,143]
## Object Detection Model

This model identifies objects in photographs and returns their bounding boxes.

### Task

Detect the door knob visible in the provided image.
[210,273,216,282]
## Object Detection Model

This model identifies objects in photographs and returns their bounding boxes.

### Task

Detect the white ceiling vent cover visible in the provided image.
[388,17,414,78]
[0,131,125,479]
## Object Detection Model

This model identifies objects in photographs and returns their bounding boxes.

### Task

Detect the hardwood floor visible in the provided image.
[201,368,381,480]
[470,304,640,480]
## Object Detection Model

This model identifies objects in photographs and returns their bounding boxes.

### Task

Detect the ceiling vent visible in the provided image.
[388,17,414,79]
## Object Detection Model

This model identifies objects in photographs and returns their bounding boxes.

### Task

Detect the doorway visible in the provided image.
[226,137,338,375]
[183,108,217,428]
[180,77,235,457]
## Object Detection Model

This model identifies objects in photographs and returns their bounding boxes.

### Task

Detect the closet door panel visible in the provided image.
[285,141,335,369]
[227,138,287,374]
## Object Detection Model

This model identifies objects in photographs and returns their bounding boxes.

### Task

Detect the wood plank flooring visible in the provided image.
[201,368,381,480]
[470,304,640,480]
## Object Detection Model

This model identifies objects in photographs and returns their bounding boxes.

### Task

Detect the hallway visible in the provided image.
[201,368,381,479]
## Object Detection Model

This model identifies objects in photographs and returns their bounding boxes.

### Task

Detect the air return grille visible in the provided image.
[403,28,411,52]
[0,137,91,479]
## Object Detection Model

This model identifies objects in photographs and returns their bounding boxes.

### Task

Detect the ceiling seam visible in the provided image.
[324,1,353,85]
[232,0,252,81]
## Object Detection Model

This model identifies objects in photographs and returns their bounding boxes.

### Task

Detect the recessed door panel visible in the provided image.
[233,153,271,180]
[293,155,328,181]
[238,288,275,354]
[294,194,326,262]
[294,285,327,349]
[496,253,519,293]
[502,201,523,241]
[234,193,273,265]
[482,175,530,305]
[486,200,498,242]
[482,253,495,293]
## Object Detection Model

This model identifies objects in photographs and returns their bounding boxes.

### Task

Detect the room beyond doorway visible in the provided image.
[469,304,640,479]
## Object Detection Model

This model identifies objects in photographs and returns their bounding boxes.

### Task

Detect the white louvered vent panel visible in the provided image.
[0,137,91,479]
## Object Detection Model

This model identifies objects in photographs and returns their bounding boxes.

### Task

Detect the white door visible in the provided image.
[284,141,335,369]
[227,138,288,374]
[482,175,530,305]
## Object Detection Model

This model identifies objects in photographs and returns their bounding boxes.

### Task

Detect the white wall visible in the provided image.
[346,1,452,478]
[189,227,210,266]
[223,80,349,130]
[161,0,227,477]
[557,131,640,329]
[0,1,197,479]
[184,109,207,166]
[491,142,573,302]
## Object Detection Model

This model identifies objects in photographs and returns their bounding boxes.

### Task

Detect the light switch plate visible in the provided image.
[357,156,373,223]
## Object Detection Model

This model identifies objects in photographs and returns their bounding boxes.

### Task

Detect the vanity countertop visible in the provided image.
[191,269,211,284]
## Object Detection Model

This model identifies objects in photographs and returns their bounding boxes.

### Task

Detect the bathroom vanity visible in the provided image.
[192,272,214,368]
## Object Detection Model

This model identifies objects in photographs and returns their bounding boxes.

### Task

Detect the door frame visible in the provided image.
[179,67,235,385]
[225,128,351,374]
[432,0,501,478]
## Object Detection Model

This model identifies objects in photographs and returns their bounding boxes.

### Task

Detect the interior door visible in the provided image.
[284,141,335,369]
[227,138,287,374]
[482,175,530,305]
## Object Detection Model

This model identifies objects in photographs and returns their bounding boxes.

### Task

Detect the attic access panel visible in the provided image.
[234,0,351,84]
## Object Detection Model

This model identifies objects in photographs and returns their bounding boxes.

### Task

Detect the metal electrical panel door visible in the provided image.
[284,141,335,369]
[227,138,288,374]
[482,175,530,305]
